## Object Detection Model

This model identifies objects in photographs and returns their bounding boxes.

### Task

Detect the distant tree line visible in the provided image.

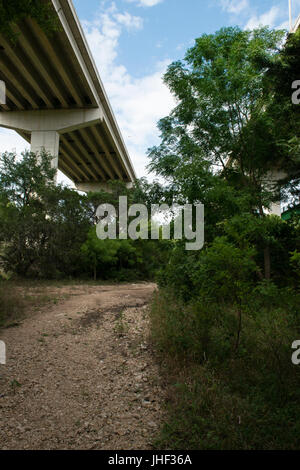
[0,151,170,280]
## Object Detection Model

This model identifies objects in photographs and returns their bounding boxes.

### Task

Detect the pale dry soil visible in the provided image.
[0,283,165,449]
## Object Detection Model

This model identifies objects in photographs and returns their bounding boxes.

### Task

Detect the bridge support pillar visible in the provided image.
[31,130,60,178]
[265,169,287,217]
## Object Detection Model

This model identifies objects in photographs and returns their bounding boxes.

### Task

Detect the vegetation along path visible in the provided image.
[0,283,165,450]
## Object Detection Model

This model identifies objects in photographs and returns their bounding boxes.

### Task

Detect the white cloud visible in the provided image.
[0,128,29,154]
[245,6,282,30]
[125,0,163,7]
[278,19,289,30]
[83,4,174,178]
[114,11,143,30]
[219,0,292,31]
[220,0,249,15]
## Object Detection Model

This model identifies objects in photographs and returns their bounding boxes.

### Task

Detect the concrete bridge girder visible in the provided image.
[0,107,104,178]
[0,108,104,133]
[0,0,136,189]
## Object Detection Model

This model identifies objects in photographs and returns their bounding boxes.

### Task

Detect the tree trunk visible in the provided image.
[93,264,97,281]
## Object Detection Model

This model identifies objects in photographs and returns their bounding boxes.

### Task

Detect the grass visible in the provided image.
[114,310,129,337]
[0,279,73,328]
[0,282,25,328]
[6,278,148,288]
[150,288,300,450]
[0,277,143,329]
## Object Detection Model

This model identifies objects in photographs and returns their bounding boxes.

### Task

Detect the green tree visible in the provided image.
[0,150,90,278]
[147,26,290,278]
[148,26,285,207]
[0,150,170,280]
[147,27,300,451]
[81,229,121,281]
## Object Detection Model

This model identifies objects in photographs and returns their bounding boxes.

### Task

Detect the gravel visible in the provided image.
[0,283,165,450]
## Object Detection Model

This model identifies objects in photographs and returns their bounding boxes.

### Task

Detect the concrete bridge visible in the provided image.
[292,13,300,32]
[0,0,136,191]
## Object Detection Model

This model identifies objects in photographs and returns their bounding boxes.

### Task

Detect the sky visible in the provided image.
[0,0,299,185]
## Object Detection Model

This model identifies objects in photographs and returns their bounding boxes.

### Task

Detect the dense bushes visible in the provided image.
[0,150,170,281]
[81,227,170,281]
[150,281,300,449]
[151,217,300,449]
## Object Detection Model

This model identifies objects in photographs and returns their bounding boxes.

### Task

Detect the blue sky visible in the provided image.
[74,0,294,78]
[1,0,299,183]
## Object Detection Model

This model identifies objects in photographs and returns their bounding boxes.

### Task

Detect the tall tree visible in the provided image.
[0,151,90,277]
[148,27,285,204]
[147,26,288,278]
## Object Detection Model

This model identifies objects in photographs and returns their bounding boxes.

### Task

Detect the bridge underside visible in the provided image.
[11,117,131,186]
[0,0,136,190]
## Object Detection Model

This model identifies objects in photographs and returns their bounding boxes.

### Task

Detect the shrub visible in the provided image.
[150,284,300,449]
[0,282,24,327]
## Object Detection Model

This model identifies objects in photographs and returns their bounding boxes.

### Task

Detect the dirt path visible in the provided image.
[0,283,165,450]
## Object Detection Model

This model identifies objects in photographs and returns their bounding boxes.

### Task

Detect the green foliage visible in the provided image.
[190,237,257,302]
[0,150,169,280]
[151,285,300,450]
[81,226,171,281]
[81,229,131,280]
[223,213,300,283]
[148,26,300,450]
[148,27,285,210]
[290,250,300,285]
[147,27,299,290]
[0,151,89,278]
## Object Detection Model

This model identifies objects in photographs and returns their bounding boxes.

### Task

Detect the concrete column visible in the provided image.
[267,169,287,217]
[31,131,60,180]
[269,202,281,217]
